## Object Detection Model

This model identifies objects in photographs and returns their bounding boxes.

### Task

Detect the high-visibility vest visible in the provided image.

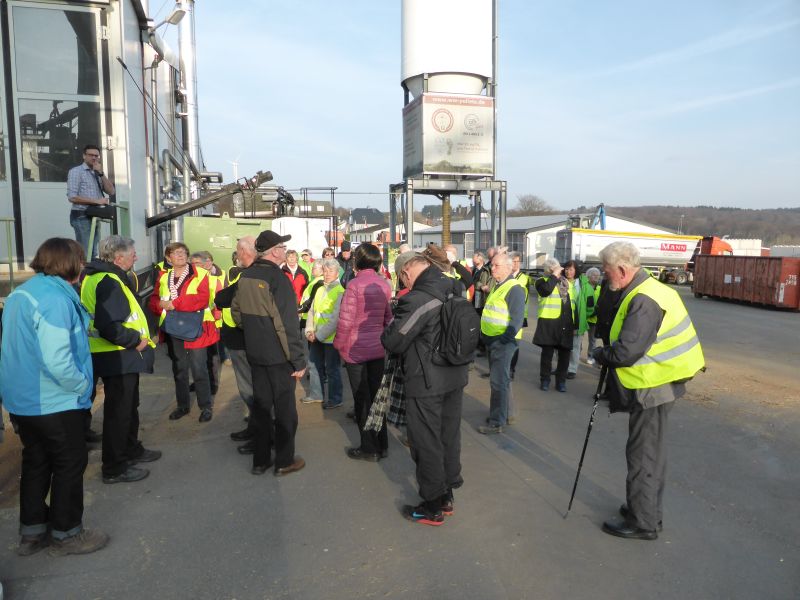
[81,272,155,353]
[158,266,215,327]
[587,285,600,324]
[536,276,563,320]
[513,271,530,318]
[220,271,242,328]
[208,267,226,328]
[312,282,344,343]
[300,275,323,320]
[610,276,705,389]
[480,277,524,339]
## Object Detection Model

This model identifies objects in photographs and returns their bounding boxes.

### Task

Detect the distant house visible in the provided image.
[350,208,385,231]
[350,222,431,245]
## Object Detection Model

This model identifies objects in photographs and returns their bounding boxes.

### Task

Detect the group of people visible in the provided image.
[0,226,705,557]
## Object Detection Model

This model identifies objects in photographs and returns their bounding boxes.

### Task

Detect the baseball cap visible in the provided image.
[255,230,291,252]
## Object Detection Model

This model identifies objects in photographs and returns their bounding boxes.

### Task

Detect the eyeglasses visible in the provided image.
[85,153,100,158]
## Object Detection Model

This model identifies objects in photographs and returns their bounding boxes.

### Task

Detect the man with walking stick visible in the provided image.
[590,242,705,540]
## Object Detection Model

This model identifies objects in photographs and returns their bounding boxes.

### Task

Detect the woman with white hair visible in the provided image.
[304,258,345,408]
[532,258,574,392]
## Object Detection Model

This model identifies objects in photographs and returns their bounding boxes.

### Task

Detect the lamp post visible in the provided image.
[679,214,685,234]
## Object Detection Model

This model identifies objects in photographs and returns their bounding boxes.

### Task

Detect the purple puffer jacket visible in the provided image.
[334,269,392,364]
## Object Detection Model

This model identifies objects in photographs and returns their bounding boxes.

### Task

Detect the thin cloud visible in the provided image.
[623,77,800,120]
[593,19,800,78]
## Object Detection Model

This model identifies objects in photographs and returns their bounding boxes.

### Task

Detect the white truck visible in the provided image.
[554,228,703,280]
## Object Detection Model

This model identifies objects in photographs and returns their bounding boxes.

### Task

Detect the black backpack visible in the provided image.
[430,293,481,366]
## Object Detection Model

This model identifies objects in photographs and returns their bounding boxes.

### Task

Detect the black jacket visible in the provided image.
[381,265,469,398]
[82,260,155,377]
[231,259,306,370]
[336,252,355,287]
[532,276,574,349]
[593,279,623,345]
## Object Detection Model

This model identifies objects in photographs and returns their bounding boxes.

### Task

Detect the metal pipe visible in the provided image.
[407,180,415,245]
[149,61,160,219]
[389,191,397,250]
[441,194,451,247]
[473,192,481,253]
[178,0,200,168]
[499,184,507,247]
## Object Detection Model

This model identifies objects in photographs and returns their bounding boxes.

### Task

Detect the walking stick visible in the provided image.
[565,365,607,518]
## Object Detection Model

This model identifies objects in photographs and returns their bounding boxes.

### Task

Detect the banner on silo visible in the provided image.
[403,93,494,179]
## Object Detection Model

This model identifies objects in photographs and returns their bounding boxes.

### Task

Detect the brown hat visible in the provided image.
[422,243,451,272]
[255,230,291,252]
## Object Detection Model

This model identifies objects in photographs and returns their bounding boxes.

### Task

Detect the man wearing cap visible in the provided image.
[231,230,307,476]
[336,241,355,287]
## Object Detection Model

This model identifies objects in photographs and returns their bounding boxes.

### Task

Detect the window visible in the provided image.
[13,8,99,95]
[18,98,100,182]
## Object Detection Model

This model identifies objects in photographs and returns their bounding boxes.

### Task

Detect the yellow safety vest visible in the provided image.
[312,282,344,343]
[220,271,242,328]
[480,277,524,339]
[158,266,215,326]
[610,277,705,389]
[536,276,563,320]
[514,271,530,318]
[300,275,323,320]
[208,267,226,328]
[80,272,155,353]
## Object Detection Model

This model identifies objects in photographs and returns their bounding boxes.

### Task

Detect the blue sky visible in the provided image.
[154,0,800,211]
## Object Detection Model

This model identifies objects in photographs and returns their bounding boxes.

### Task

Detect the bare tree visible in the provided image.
[512,194,554,215]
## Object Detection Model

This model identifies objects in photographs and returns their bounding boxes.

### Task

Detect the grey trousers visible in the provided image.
[626,402,673,531]
[228,347,254,410]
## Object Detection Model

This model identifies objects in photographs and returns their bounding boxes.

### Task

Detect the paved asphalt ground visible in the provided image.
[0,287,798,599]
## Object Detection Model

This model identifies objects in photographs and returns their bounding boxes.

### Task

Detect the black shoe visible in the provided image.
[169,408,189,421]
[199,409,213,423]
[566,372,576,380]
[441,489,454,516]
[540,379,550,391]
[556,381,567,393]
[601,518,657,540]
[251,463,272,475]
[85,429,103,444]
[230,428,254,441]
[237,441,255,455]
[17,533,49,556]
[402,502,444,526]
[619,504,663,531]
[128,449,162,465]
[346,447,380,462]
[102,466,149,484]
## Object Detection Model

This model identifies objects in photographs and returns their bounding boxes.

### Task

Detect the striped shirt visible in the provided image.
[66,163,104,212]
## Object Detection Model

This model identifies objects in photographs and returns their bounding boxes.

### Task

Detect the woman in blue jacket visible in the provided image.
[0,238,108,557]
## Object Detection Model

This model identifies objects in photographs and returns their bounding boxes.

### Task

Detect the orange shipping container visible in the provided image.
[692,255,800,310]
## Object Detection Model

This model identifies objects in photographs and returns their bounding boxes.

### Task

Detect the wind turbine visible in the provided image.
[227,154,241,182]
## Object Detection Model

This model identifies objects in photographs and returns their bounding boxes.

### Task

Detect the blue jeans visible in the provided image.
[308,341,342,406]
[487,339,517,427]
[69,210,99,260]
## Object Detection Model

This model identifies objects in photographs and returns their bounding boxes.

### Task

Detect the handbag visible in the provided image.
[161,310,203,341]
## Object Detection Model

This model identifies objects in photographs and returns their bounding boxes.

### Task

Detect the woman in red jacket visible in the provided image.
[148,242,219,422]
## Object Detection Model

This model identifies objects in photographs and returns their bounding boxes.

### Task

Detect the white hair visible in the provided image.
[493,252,513,268]
[320,258,340,272]
[311,261,324,276]
[586,267,602,282]
[599,242,641,269]
[99,235,135,262]
[542,258,561,275]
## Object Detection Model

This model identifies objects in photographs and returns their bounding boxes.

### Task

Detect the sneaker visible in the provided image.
[477,424,504,435]
[322,402,342,410]
[49,528,109,556]
[556,381,567,393]
[566,372,577,380]
[301,397,323,404]
[199,408,213,423]
[17,533,49,556]
[103,466,149,484]
[540,379,550,391]
[169,407,190,420]
[586,357,596,366]
[440,490,454,517]
[403,502,444,526]
[128,448,162,465]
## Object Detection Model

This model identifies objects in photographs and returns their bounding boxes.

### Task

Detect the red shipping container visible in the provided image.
[692,255,800,310]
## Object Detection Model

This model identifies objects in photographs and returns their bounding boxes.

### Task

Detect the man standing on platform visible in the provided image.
[231,231,307,476]
[67,144,115,259]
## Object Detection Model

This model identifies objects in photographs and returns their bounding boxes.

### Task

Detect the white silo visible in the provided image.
[401,0,493,98]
